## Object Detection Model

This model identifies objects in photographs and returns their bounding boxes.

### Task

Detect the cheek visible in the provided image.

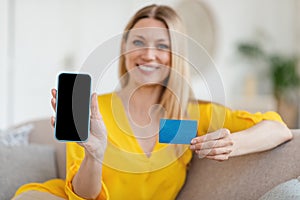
[161,51,171,66]
[163,67,171,78]
[124,55,130,71]
[158,52,171,78]
[124,52,137,71]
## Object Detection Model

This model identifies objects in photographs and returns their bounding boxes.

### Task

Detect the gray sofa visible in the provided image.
[1,118,300,200]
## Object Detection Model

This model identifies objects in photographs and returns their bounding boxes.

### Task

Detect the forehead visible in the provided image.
[129,18,170,40]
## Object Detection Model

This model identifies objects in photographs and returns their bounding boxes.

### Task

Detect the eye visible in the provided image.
[133,40,144,47]
[157,43,170,50]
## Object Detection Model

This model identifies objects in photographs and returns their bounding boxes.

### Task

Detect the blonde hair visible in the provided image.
[119,4,192,119]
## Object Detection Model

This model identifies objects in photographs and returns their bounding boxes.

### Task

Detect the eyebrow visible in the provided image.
[133,35,169,43]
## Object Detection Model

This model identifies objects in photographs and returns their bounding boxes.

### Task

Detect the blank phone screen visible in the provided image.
[55,73,91,141]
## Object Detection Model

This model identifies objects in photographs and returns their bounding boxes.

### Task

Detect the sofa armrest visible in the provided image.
[177,130,300,200]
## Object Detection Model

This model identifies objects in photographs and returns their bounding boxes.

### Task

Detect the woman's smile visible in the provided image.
[138,64,159,73]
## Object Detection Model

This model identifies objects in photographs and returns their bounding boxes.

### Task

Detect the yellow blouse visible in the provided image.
[14,93,284,200]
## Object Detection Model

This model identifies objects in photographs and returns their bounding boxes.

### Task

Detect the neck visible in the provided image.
[120,83,164,111]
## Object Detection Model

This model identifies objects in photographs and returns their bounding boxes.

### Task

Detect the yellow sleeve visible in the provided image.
[65,142,109,200]
[189,101,285,136]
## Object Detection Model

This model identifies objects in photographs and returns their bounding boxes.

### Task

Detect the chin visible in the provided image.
[135,80,164,87]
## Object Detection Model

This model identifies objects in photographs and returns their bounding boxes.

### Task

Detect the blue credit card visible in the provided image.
[159,119,198,144]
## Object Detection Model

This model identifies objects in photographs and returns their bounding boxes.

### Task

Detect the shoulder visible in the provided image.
[189,99,228,109]
[96,93,115,112]
[97,92,113,99]
[97,92,114,103]
[188,99,229,119]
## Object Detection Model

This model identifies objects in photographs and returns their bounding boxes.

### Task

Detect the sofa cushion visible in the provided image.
[258,177,300,200]
[0,144,57,200]
[0,124,33,146]
[176,130,300,200]
[27,118,66,179]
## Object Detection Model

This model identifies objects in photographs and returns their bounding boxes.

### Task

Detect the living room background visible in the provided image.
[1,0,299,130]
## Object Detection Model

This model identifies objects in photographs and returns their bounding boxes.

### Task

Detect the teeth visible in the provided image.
[138,65,157,72]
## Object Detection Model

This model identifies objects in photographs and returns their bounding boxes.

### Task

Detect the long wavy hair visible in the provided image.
[119,4,193,119]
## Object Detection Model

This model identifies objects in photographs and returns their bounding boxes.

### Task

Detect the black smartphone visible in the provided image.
[54,73,91,142]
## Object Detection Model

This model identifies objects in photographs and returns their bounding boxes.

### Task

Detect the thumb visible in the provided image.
[90,92,101,120]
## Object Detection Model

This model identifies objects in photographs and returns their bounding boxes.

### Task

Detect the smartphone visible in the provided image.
[54,73,91,142]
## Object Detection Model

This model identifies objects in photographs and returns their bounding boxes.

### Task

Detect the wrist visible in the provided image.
[84,149,104,164]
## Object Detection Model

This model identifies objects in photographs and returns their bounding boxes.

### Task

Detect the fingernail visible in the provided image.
[190,145,195,150]
[191,139,196,144]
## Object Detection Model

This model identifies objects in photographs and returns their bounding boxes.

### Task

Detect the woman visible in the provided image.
[14,4,292,200]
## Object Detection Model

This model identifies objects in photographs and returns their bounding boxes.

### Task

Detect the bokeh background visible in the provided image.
[1,0,299,130]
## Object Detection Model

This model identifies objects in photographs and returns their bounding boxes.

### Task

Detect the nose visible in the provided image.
[141,47,156,61]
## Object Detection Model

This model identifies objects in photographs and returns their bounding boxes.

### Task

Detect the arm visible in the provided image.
[190,120,292,161]
[190,102,293,161]
[51,90,107,199]
[72,151,103,199]
[71,94,108,199]
[230,120,292,157]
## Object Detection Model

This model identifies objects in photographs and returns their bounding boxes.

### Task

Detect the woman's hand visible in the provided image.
[190,128,234,161]
[50,89,107,162]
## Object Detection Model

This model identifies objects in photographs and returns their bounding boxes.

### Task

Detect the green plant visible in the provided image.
[269,55,300,99]
[237,42,300,100]
[237,43,265,59]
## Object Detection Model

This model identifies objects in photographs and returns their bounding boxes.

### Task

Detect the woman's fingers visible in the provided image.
[190,129,232,150]
[51,89,57,111]
[50,89,56,128]
[190,137,233,150]
[51,88,57,98]
[191,128,230,144]
[195,147,232,157]
[50,116,55,128]
[51,98,56,111]
[190,128,234,161]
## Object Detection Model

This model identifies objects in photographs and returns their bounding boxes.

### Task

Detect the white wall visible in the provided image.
[0,0,8,129]
[1,0,298,129]
[0,0,182,129]
[13,0,78,127]
[7,0,137,129]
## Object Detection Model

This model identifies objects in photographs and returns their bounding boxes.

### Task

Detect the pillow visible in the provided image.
[0,124,34,146]
[0,144,57,200]
[258,178,300,200]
